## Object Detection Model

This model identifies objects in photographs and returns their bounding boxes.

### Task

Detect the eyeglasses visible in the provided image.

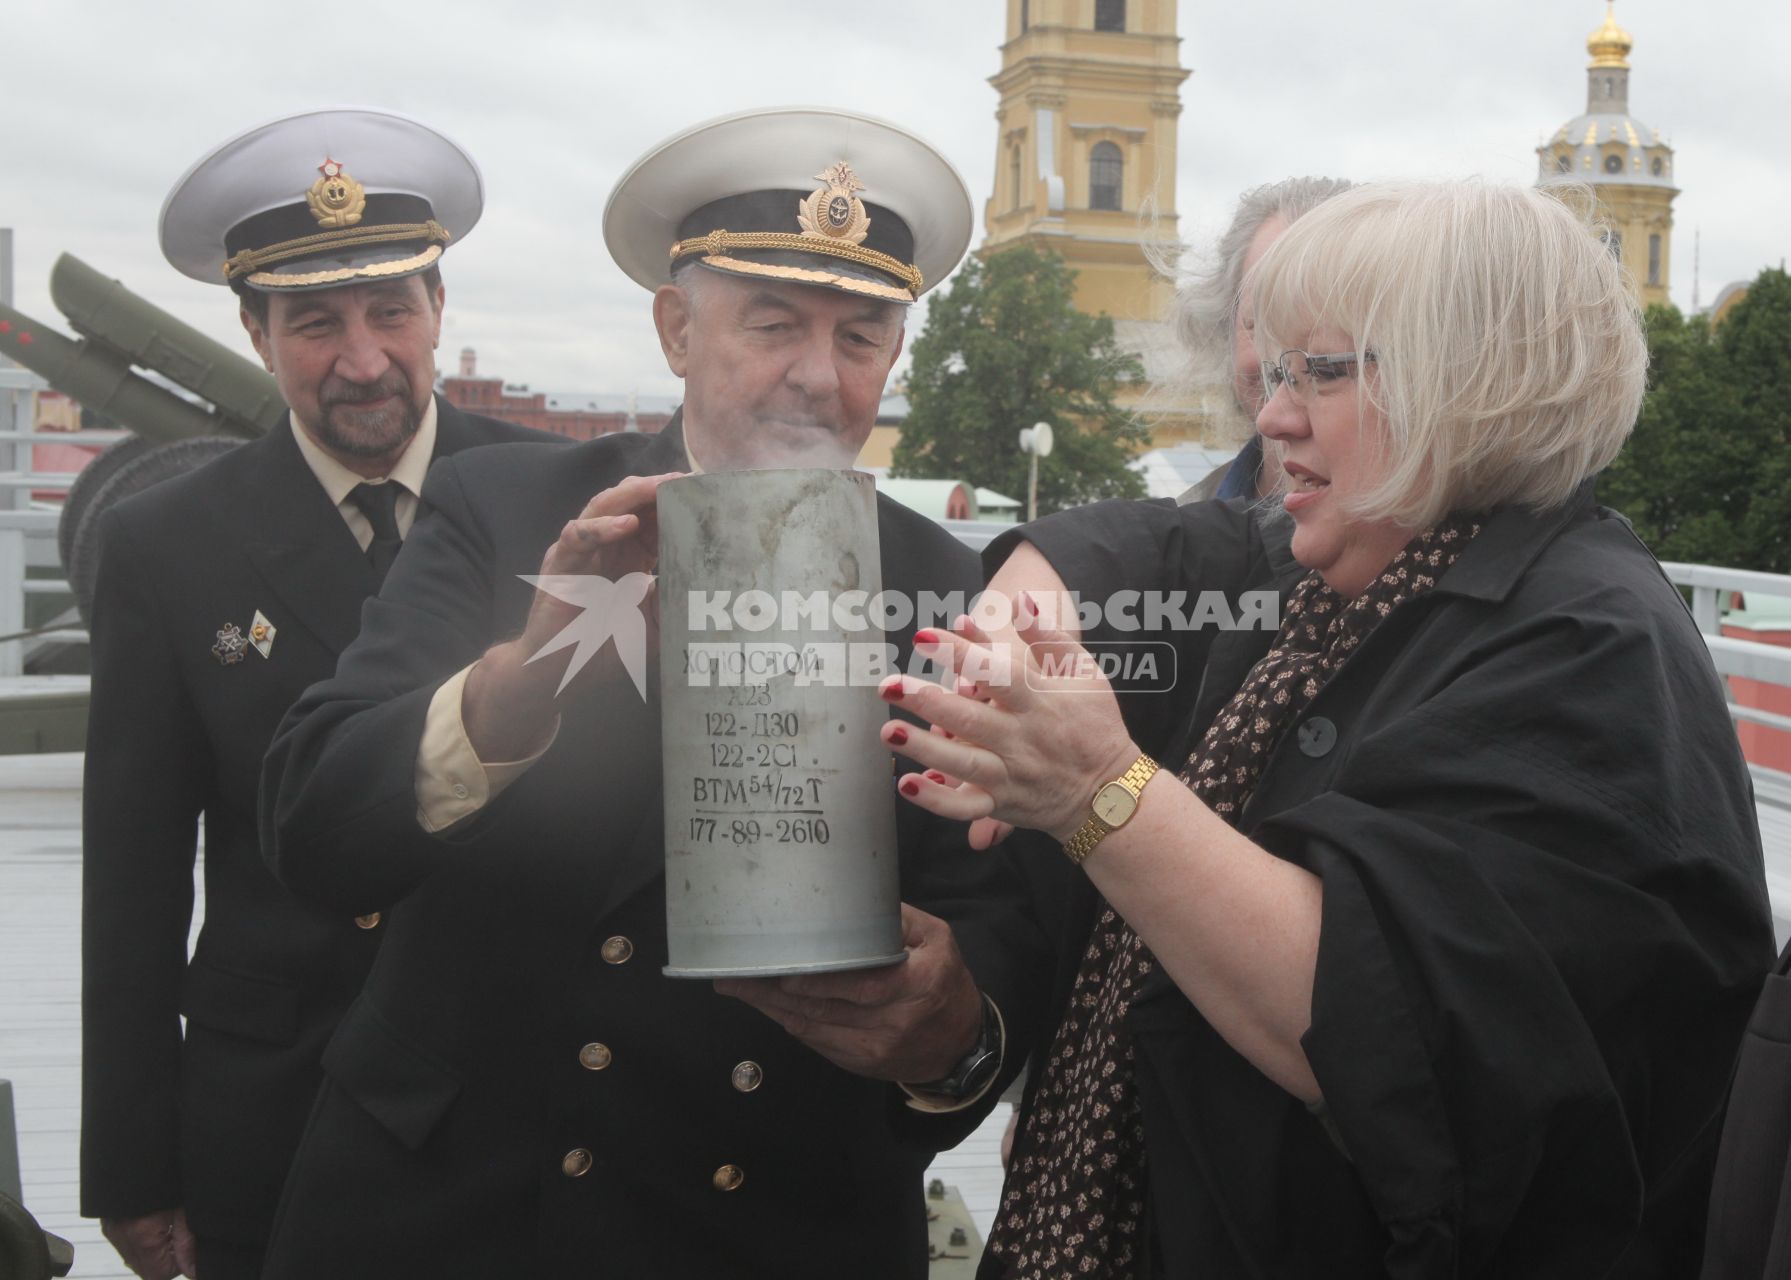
[1259,348,1376,403]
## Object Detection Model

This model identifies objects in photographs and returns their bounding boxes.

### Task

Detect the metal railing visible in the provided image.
[1660,562,1791,760]
[0,366,90,678]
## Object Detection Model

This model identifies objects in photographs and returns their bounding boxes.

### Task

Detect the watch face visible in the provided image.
[960,1045,1001,1097]
[1092,780,1139,826]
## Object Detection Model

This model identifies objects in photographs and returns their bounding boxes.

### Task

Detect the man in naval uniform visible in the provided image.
[258,108,1048,1277]
[80,108,553,1280]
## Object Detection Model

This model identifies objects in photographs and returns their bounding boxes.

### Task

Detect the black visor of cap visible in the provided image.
[676,189,915,280]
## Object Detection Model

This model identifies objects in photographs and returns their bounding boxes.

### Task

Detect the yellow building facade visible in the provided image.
[982,0,1203,444]
[1537,3,1678,309]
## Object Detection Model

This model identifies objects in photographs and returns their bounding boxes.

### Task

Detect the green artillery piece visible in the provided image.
[0,253,282,620]
[0,1082,72,1278]
[0,1194,73,1280]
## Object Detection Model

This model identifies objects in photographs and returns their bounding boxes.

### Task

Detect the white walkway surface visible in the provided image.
[0,751,1009,1279]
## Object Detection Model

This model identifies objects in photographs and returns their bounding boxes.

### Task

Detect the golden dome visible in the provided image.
[1587,2,1633,69]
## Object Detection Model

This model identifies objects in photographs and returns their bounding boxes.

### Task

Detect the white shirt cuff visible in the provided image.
[415,663,558,833]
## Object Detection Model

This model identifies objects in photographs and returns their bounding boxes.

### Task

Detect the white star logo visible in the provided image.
[518,572,655,699]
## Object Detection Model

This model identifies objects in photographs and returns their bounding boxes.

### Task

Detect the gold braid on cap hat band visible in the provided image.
[223,220,452,282]
[670,230,923,299]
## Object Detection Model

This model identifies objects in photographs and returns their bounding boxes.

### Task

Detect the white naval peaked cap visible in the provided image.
[160,106,483,292]
[602,106,973,304]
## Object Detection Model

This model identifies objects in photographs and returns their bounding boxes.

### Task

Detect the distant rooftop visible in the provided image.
[1130,442,1234,500]
[539,392,682,416]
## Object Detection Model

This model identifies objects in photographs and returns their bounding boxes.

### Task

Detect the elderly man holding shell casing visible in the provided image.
[257,108,1050,1279]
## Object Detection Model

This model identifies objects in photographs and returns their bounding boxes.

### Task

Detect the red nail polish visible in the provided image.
[880,679,905,701]
[914,629,940,646]
[925,771,946,784]
[899,779,920,797]
[888,725,909,745]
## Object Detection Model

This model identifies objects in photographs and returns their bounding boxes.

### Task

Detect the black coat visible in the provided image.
[990,489,1775,1278]
[257,416,1050,1279]
[79,400,553,1252]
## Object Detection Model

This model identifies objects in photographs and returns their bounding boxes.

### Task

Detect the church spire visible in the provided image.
[1587,2,1633,69]
[1585,2,1634,113]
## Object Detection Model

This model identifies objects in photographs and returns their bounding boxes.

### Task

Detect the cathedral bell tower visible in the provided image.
[983,0,1188,323]
[1537,2,1678,308]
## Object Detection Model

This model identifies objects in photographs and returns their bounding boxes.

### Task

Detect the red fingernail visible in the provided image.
[888,725,909,745]
[1018,591,1038,621]
[900,779,920,797]
[880,678,905,701]
[925,771,946,784]
[914,629,940,646]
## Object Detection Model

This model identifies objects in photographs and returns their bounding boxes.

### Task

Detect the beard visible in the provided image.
[311,368,423,460]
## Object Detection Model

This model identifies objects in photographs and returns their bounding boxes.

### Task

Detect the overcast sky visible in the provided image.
[4,1,1780,404]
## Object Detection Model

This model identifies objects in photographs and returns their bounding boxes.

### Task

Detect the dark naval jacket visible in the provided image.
[257,415,1049,1278]
[79,399,554,1253]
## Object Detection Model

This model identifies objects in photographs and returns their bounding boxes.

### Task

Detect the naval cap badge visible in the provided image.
[212,622,249,666]
[306,157,367,229]
[797,161,871,245]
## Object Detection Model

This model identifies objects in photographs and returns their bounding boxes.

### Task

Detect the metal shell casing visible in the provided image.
[657,469,903,977]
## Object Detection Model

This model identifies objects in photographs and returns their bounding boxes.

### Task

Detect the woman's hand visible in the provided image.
[916,720,1014,850]
[881,595,1140,844]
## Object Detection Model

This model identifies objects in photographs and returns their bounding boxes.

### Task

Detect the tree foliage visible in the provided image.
[891,246,1148,514]
[1603,268,1791,571]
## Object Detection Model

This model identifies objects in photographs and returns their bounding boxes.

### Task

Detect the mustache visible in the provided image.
[320,369,411,409]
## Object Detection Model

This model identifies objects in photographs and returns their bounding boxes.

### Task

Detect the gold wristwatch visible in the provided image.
[1062,754,1160,865]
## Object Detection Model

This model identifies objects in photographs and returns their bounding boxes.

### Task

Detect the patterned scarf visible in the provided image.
[985,516,1481,1278]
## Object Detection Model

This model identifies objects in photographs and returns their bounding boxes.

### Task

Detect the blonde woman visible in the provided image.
[884,180,1773,1278]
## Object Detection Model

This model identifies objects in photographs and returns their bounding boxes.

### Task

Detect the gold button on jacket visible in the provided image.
[354,912,381,930]
[578,1042,613,1071]
[731,1061,763,1093]
[712,1164,744,1192]
[561,1148,593,1178]
[600,935,633,965]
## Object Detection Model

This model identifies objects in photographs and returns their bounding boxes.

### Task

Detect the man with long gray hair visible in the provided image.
[1177,176,1352,502]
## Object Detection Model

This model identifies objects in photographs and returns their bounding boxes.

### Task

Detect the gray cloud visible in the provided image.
[7,1,1777,402]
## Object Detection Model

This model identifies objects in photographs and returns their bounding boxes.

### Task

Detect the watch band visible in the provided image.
[1063,753,1160,866]
[904,993,1002,1102]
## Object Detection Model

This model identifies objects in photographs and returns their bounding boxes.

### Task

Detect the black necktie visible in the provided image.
[348,482,402,586]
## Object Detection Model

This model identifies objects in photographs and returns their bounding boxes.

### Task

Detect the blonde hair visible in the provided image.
[1251,179,1647,529]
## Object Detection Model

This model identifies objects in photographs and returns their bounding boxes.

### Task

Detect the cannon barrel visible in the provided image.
[0,297,252,445]
[49,254,283,436]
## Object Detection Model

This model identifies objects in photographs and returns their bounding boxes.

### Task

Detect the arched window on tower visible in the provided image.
[1020,0,1028,32]
[1095,0,1125,32]
[1603,153,1623,174]
[1089,142,1122,211]
[1648,234,1661,285]
[1010,144,1024,211]
[1556,153,1572,174]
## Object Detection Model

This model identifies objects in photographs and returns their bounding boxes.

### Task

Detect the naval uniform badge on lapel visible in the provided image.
[249,609,277,659]
[212,623,248,666]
